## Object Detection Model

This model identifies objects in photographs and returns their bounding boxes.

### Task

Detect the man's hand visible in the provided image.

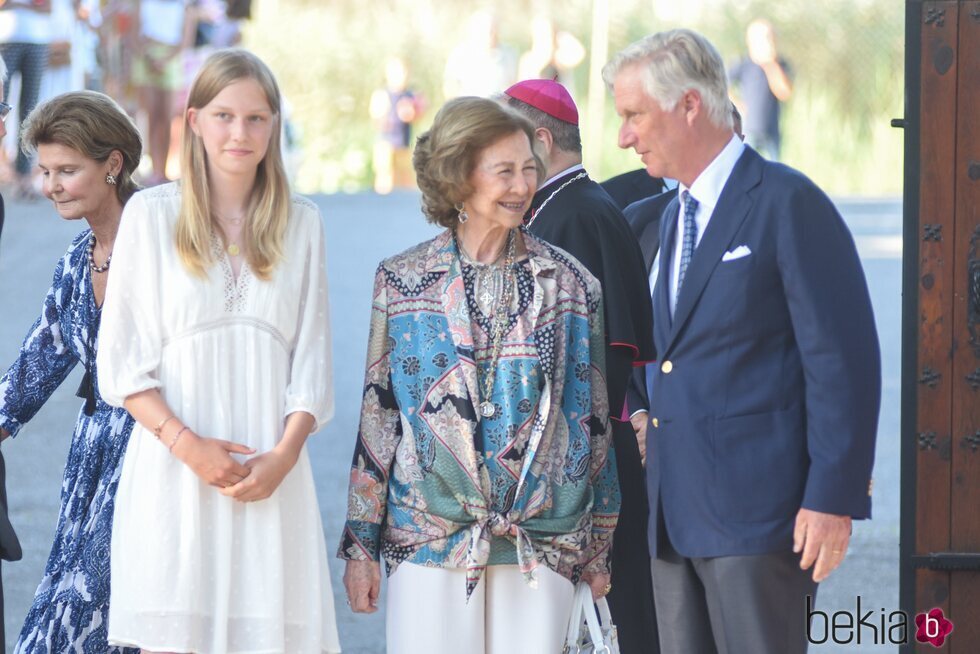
[629,411,648,465]
[344,560,382,613]
[794,508,851,582]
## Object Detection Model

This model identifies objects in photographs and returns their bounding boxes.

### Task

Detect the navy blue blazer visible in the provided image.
[646,147,880,559]
[624,190,676,415]
[601,169,666,210]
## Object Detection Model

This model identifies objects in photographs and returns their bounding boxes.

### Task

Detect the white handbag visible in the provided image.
[563,581,621,654]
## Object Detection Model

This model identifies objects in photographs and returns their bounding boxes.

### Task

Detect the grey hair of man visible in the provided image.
[602,29,733,130]
[504,96,582,154]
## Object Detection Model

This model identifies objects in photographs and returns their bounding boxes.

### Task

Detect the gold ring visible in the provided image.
[832,550,843,554]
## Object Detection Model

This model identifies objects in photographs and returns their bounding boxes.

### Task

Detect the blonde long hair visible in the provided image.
[176,49,290,280]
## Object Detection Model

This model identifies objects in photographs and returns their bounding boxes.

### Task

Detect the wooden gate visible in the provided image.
[901,1,980,651]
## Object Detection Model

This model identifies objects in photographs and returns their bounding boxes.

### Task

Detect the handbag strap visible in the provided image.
[564,582,588,650]
[563,582,610,654]
[596,597,614,627]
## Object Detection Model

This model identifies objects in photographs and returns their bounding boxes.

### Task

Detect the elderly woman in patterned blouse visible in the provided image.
[339,96,620,654]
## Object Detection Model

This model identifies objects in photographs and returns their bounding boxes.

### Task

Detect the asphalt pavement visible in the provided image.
[0,190,902,653]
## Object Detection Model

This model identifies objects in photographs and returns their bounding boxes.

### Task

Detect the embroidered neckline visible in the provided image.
[210,232,252,312]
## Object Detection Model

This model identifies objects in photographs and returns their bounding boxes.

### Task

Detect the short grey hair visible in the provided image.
[602,29,732,130]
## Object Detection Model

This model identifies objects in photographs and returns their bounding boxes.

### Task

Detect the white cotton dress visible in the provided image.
[97,183,341,654]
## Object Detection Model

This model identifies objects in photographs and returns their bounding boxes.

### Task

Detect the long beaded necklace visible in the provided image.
[456,229,517,419]
[526,171,588,228]
[87,233,112,273]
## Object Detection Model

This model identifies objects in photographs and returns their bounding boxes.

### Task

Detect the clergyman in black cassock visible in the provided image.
[505,78,660,654]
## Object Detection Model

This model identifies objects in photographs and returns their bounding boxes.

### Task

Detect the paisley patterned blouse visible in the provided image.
[338,229,620,598]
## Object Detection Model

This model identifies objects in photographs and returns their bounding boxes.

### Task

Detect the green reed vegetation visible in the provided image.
[245,0,903,197]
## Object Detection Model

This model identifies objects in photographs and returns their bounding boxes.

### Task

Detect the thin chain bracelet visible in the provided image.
[169,426,190,451]
[153,415,176,439]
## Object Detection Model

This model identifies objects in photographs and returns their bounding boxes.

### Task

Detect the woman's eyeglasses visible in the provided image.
[0,102,11,122]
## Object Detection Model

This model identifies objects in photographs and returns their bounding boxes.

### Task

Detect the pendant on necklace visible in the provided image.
[227,243,241,257]
[480,288,494,306]
[480,401,496,418]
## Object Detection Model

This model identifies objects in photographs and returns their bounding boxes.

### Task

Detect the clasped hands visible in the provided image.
[171,431,297,503]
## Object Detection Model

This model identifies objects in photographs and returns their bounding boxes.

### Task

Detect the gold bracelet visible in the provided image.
[169,426,190,452]
[153,415,176,439]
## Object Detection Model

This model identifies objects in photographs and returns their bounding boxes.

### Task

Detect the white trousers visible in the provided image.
[386,562,576,654]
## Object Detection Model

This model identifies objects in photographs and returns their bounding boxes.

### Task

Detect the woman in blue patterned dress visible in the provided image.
[0,91,143,654]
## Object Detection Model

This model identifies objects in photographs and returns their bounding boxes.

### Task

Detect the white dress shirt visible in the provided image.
[667,135,746,314]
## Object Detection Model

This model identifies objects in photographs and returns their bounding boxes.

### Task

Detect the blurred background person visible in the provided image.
[132,0,193,185]
[727,18,793,161]
[38,0,98,101]
[517,16,585,94]
[340,97,619,654]
[0,90,142,654]
[167,0,248,179]
[97,0,137,111]
[0,0,52,200]
[369,55,424,194]
[442,9,517,99]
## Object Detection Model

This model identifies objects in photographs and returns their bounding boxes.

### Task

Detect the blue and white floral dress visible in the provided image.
[0,230,138,654]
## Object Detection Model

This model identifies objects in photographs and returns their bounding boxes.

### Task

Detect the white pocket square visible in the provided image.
[722,245,752,262]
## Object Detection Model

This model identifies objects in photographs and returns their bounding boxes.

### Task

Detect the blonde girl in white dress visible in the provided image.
[97,49,341,654]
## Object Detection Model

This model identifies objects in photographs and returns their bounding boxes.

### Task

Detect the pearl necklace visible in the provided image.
[87,234,112,273]
[526,171,588,228]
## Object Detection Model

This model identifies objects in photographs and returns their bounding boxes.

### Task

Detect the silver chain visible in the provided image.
[526,172,588,228]
[455,229,517,419]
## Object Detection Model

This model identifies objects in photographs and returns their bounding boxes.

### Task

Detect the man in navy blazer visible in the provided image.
[623,102,744,442]
[603,30,880,654]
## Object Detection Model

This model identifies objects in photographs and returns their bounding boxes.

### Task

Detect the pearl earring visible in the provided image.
[105,173,118,186]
